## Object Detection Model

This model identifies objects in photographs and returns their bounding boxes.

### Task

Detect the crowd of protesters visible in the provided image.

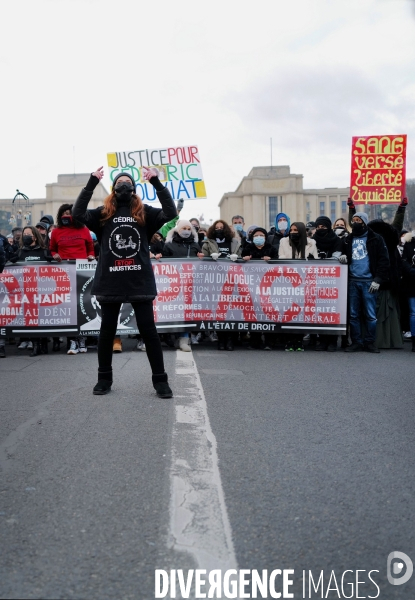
[1,186,415,360]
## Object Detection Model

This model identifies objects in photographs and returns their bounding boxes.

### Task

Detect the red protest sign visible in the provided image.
[350,135,407,204]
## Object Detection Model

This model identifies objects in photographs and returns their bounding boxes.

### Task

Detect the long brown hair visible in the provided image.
[207,220,233,242]
[100,192,146,227]
[21,225,45,249]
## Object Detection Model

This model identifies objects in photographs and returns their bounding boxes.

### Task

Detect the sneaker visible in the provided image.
[179,337,191,352]
[67,340,79,355]
[137,339,146,352]
[0,346,5,358]
[404,331,412,339]
[191,334,199,345]
[18,341,28,349]
[113,337,122,352]
[78,338,87,353]
[295,342,305,352]
[344,342,363,352]
[364,343,380,353]
[27,341,33,350]
[209,331,218,342]
[285,342,294,352]
[303,334,310,341]
[263,345,272,351]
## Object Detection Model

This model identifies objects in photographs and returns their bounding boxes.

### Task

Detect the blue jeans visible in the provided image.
[348,279,377,345]
[409,297,415,336]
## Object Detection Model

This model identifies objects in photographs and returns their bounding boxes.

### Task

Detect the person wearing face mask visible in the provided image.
[339,212,390,353]
[306,221,316,239]
[278,222,319,260]
[50,204,96,356]
[190,218,206,246]
[333,218,349,239]
[50,204,95,262]
[242,227,278,261]
[72,166,177,398]
[9,225,52,263]
[312,216,342,260]
[231,215,247,245]
[161,220,201,351]
[200,220,241,260]
[162,220,200,258]
[267,212,291,254]
[277,222,318,351]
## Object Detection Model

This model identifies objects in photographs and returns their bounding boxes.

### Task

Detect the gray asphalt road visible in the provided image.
[1,337,414,599]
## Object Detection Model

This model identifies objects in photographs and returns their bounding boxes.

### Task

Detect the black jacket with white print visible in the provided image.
[72,174,177,302]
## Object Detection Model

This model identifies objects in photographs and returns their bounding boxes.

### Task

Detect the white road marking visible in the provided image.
[169,349,238,573]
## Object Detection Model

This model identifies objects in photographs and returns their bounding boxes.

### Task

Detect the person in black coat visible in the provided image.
[339,212,390,353]
[241,227,278,261]
[162,220,201,258]
[401,231,415,351]
[72,166,177,398]
[312,216,342,259]
[9,226,52,263]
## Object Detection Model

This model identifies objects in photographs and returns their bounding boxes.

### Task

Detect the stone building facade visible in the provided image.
[0,174,109,235]
[219,166,350,229]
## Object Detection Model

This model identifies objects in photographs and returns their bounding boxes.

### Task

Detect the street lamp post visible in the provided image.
[9,189,31,228]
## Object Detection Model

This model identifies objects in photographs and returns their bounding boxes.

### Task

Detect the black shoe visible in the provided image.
[41,339,48,354]
[226,339,234,351]
[52,339,61,352]
[152,373,173,398]
[327,343,337,352]
[344,342,363,352]
[0,346,5,358]
[218,342,226,351]
[364,343,380,353]
[93,380,112,395]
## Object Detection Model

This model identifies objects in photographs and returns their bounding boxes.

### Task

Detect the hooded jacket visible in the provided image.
[267,212,290,252]
[162,223,201,258]
[368,219,401,290]
[72,174,177,302]
[341,227,390,284]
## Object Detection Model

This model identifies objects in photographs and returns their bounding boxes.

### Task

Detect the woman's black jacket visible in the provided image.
[162,233,200,258]
[72,174,177,302]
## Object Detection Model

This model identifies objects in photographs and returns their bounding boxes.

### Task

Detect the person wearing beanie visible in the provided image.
[312,216,342,259]
[339,212,390,353]
[241,227,278,261]
[72,166,177,398]
[267,212,291,253]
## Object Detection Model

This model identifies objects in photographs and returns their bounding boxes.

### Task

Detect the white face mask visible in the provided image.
[179,230,192,238]
[277,220,288,231]
[48,231,52,239]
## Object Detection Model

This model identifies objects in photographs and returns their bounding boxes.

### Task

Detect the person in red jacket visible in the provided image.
[50,204,95,355]
[50,204,95,261]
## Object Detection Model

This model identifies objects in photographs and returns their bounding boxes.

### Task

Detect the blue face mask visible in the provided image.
[234,224,243,232]
[253,236,265,246]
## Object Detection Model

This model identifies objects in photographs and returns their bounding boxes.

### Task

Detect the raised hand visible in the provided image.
[92,166,104,180]
[142,166,159,181]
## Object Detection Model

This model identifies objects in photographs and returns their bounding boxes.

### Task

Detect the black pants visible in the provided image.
[98,301,164,375]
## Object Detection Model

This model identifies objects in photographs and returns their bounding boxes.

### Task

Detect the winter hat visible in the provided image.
[166,219,198,243]
[112,172,136,190]
[306,221,316,229]
[353,212,369,225]
[315,216,332,229]
[35,221,48,232]
[40,214,54,226]
[251,227,268,239]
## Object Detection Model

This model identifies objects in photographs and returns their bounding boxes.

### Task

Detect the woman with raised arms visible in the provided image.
[72,166,177,398]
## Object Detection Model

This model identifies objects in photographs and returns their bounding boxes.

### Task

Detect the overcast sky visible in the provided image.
[1,0,414,222]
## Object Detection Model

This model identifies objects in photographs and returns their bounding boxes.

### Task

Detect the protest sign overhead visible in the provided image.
[350,135,407,204]
[107,146,206,201]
